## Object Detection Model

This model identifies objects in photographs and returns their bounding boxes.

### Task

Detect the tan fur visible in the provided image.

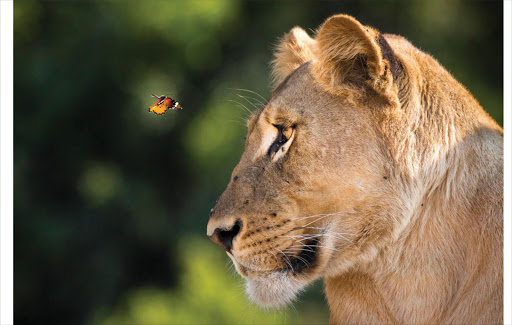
[207,14,503,324]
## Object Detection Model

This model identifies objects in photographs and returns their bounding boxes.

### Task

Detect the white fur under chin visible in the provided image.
[245,271,306,308]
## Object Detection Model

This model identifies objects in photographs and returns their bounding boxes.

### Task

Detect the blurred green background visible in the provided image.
[14,1,502,324]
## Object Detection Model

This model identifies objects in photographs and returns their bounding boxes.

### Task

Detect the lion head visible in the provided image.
[205,14,403,307]
[206,13,502,318]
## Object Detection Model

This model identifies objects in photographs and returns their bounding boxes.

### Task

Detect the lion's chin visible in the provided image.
[227,254,308,307]
[245,271,307,308]
[227,237,330,308]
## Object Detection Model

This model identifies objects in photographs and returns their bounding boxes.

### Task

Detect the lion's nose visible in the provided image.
[208,221,242,252]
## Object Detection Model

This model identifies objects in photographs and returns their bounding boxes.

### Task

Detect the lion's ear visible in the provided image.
[271,27,316,86]
[313,14,396,97]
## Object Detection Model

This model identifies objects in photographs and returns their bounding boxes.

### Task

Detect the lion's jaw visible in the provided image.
[228,229,334,308]
[224,207,361,307]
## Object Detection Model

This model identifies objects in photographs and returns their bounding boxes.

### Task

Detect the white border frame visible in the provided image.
[0,2,510,325]
[0,1,14,324]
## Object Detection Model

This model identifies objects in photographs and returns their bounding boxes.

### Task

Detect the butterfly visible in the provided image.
[148,94,182,115]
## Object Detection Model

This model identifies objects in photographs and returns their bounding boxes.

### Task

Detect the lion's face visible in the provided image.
[207,64,392,307]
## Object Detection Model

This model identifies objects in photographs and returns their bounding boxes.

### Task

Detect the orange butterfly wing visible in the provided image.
[149,97,170,115]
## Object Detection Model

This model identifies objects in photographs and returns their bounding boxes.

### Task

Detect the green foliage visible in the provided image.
[185,96,247,173]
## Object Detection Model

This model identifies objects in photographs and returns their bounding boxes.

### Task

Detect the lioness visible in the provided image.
[207,14,503,324]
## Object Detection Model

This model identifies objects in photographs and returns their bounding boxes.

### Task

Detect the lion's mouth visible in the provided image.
[284,237,320,274]
[230,237,322,277]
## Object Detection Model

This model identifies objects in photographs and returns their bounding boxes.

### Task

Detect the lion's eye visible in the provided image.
[268,125,294,156]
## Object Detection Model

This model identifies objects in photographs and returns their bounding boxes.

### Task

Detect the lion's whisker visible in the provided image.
[280,249,312,267]
[287,231,354,244]
[236,94,260,109]
[288,244,340,252]
[299,227,356,237]
[295,212,344,220]
[228,99,253,116]
[283,247,316,254]
[228,88,268,103]
[227,119,249,127]
[302,214,337,227]
[274,248,294,272]
[293,254,311,267]
[284,234,325,239]
[237,94,265,106]
[299,226,354,234]
[268,250,280,265]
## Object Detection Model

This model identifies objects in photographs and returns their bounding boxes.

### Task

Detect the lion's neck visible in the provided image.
[382,47,500,171]
[379,52,501,215]
[326,142,502,324]
[325,57,503,324]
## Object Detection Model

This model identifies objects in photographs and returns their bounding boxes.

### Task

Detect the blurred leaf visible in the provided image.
[78,162,123,206]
